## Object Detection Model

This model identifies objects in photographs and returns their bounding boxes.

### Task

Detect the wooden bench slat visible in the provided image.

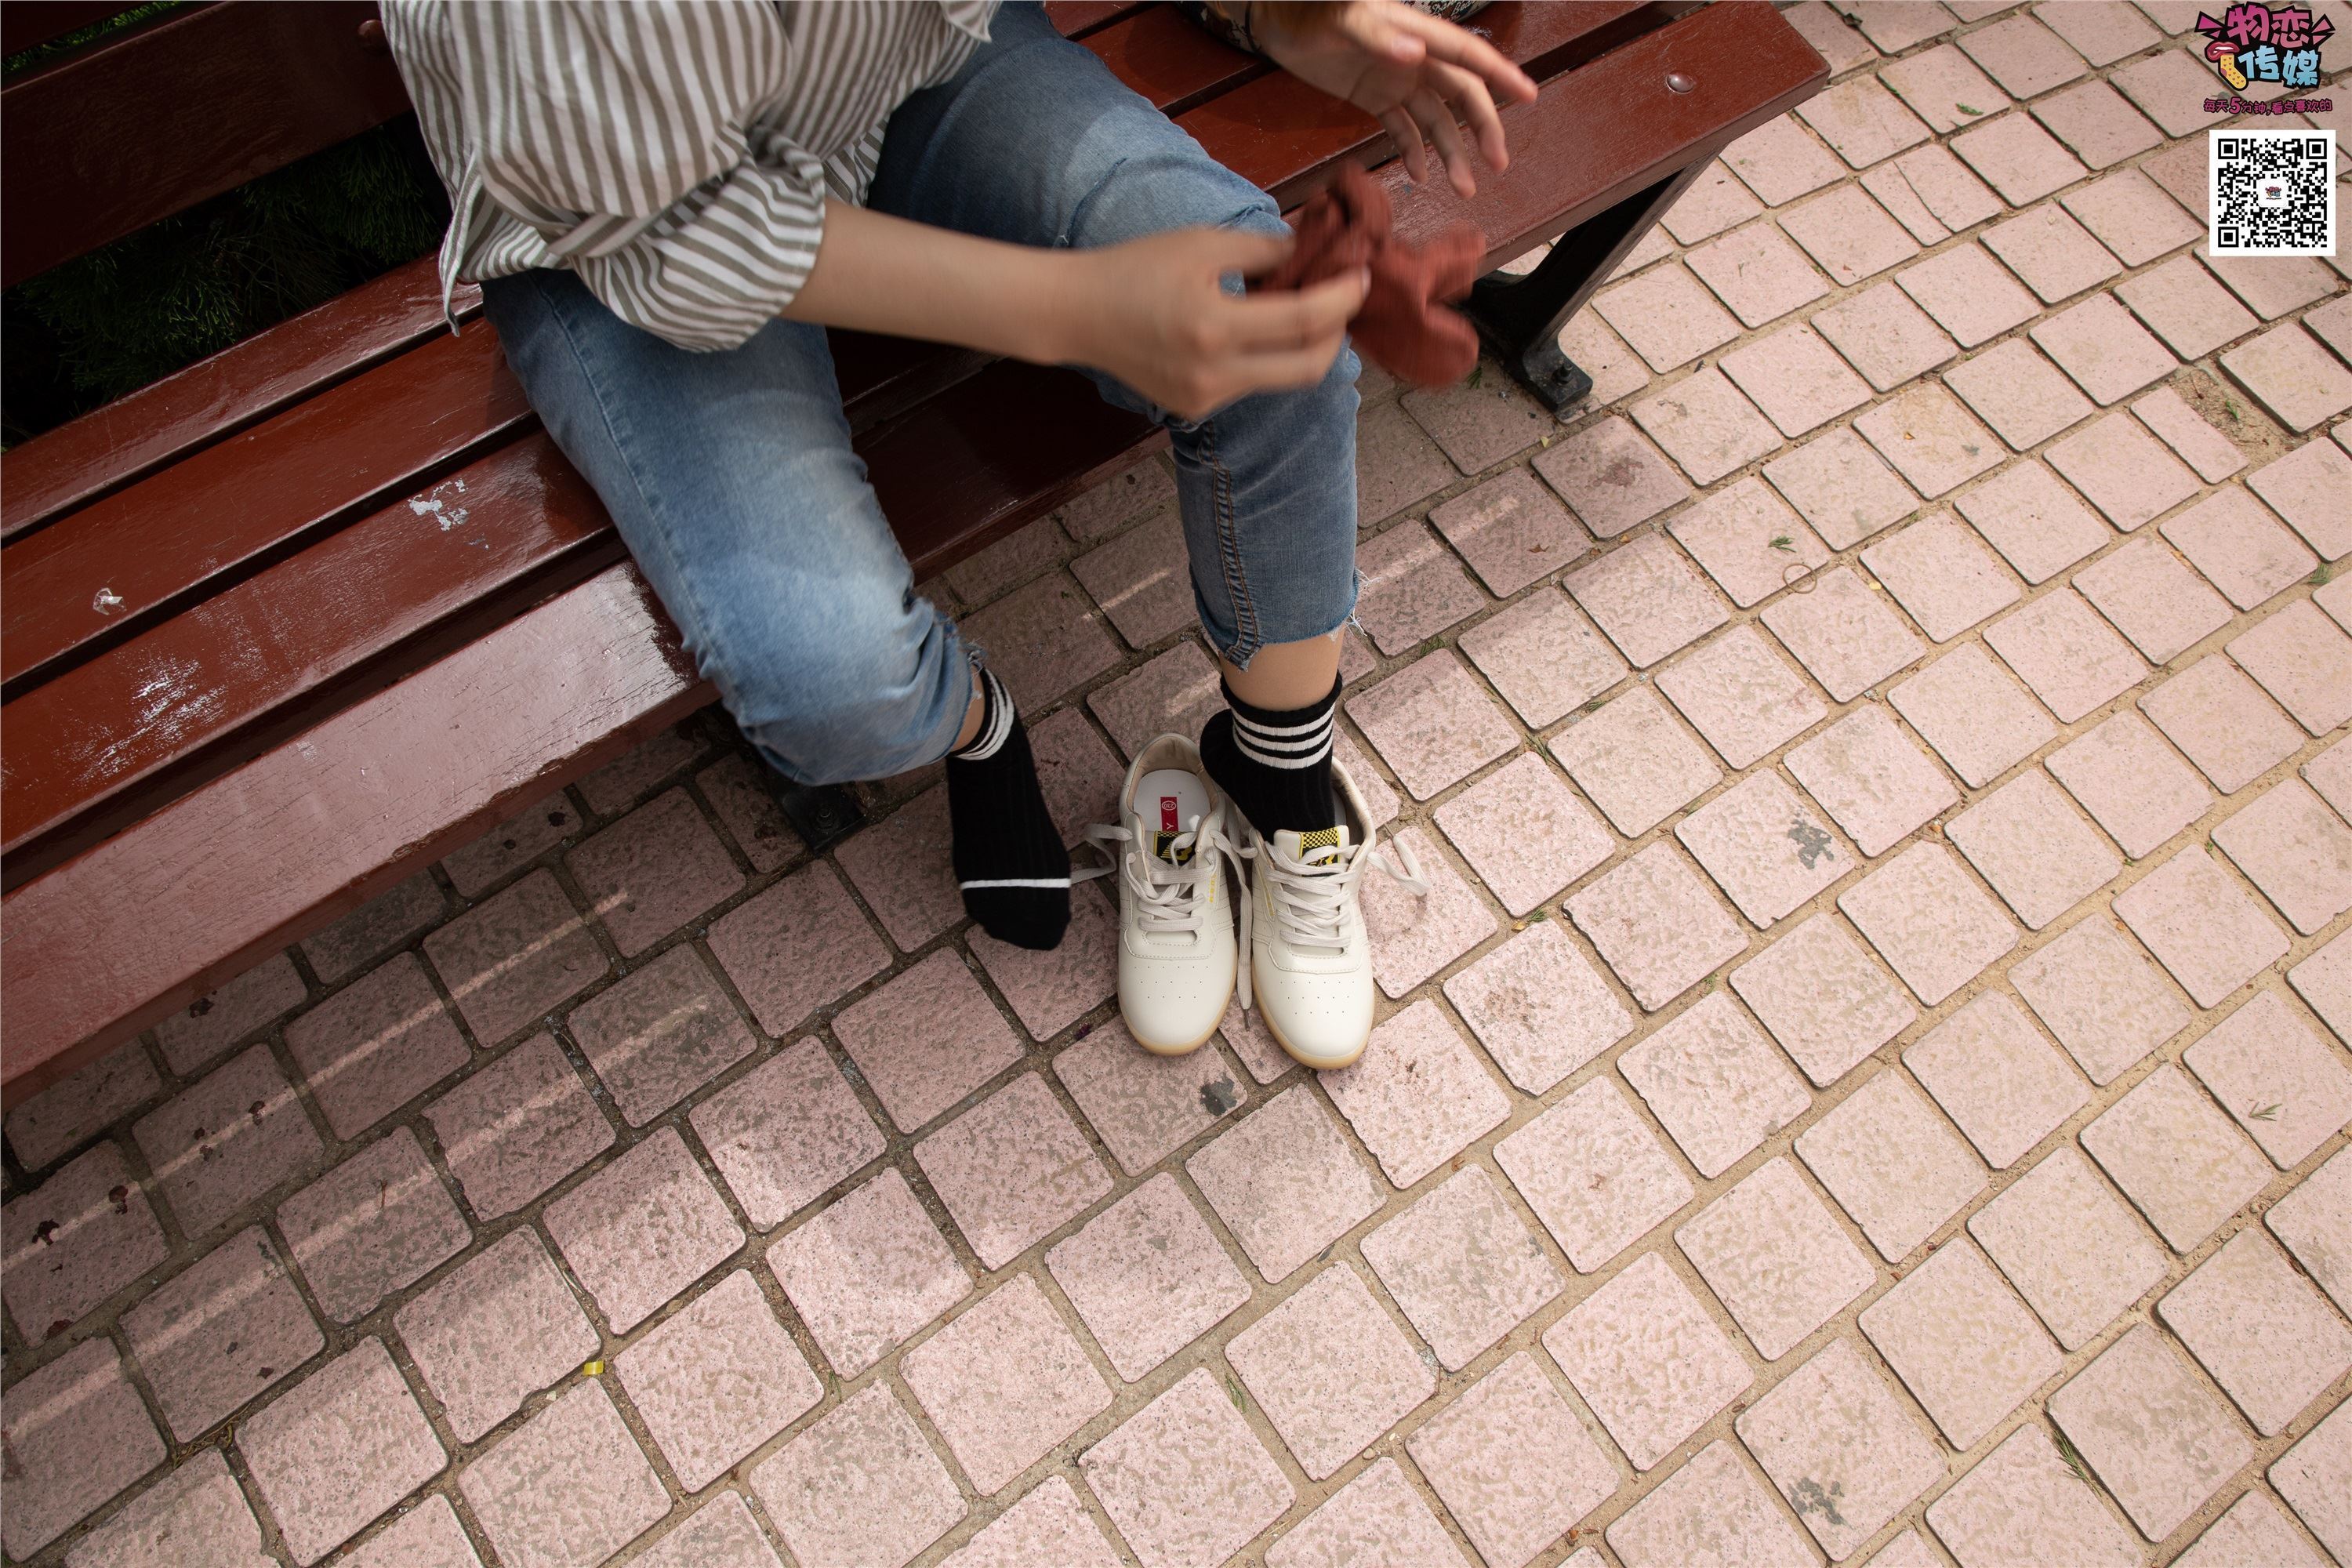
[0,258,483,544]
[0,562,711,1103]
[1,1,412,289]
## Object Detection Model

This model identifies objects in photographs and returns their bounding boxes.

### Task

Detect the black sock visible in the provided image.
[946,668,1070,950]
[1200,675,1342,836]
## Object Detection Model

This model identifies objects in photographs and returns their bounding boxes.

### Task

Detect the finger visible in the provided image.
[1398,9,1537,103]
[1378,107,1428,185]
[1224,270,1367,350]
[1409,89,1474,198]
[1430,59,1506,172]
[1338,2,1426,66]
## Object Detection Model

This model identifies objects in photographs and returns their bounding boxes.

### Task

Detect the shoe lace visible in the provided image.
[1081,813,1255,1006]
[1247,827,1429,956]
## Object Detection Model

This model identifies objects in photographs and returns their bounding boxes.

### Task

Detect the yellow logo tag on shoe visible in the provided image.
[1297,826,1345,866]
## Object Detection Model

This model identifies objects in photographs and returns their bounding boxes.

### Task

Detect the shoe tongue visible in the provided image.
[1275,825,1351,868]
[1149,829,1196,866]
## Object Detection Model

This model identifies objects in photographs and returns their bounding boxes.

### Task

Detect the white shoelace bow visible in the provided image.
[1247,826,1430,956]
[1080,814,1257,1006]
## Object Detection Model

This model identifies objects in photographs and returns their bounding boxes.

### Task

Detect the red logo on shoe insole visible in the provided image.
[1160,795,1179,831]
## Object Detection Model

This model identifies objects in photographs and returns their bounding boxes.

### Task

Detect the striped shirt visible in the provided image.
[382,2,1000,350]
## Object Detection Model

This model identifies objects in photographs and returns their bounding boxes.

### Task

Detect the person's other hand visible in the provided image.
[1247,2,1538,198]
[1069,228,1366,421]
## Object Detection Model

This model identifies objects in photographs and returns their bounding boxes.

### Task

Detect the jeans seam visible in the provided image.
[1204,418,1261,666]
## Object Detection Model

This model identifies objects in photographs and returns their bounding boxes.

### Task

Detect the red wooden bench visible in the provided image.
[0,0,1826,1104]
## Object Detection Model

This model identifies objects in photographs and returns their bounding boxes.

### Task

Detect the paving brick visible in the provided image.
[1628,367,1785,486]
[3,1141,165,1347]
[1664,159,1768,244]
[1667,479,1829,611]
[1428,469,1588,598]
[941,1477,1120,1568]
[2307,733,2352,822]
[1798,74,1935,167]
[423,1033,611,1219]
[2014,916,2188,1087]
[1356,397,1460,523]
[1433,753,1611,916]
[1661,629,1830,775]
[2134,385,2249,484]
[242,1338,444,1565]
[960,572,1121,712]
[282,956,466,1146]
[1760,565,1932,705]
[1056,456,1174,543]
[2143,652,2305,795]
[424,870,604,1046]
[2272,1398,2352,1565]
[1954,461,2113,585]
[769,1165,969,1377]
[2233,597,2352,737]
[1591,264,1744,374]
[833,949,1022,1134]
[2084,1061,2272,1251]
[5,1040,158,1176]
[1843,0,1958,52]
[1762,430,1922,555]
[630,1492,785,1568]
[2110,42,2234,136]
[1406,372,1556,476]
[1054,1022,1240,1178]
[1679,770,1848,931]
[691,1038,880,1231]
[125,1224,319,1443]
[1840,840,2020,1005]
[279,1128,468,1323]
[301,870,444,989]
[2310,293,2352,366]
[1444,920,1635,1095]
[1955,348,2102,466]
[1071,506,1192,650]
[577,724,705,819]
[1784,0,1882,73]
[1556,307,1657,409]
[1736,1337,1945,1561]
[2115,845,2291,1009]
[1498,1077,1693,1272]
[948,510,1068,610]
[1731,913,1920,1087]
[134,1044,323,1240]
[1089,641,1227,763]
[2217,775,2352,938]
[1345,649,1518,799]
[2167,1226,2352,1440]
[456,1385,669,1568]
[1544,1250,1752,1469]
[0,1338,166,1560]
[1047,1173,1247,1382]
[617,1269,821,1491]
[2035,0,2160,59]
[2175,1490,2331,1568]
[2037,299,2179,420]
[1265,1457,1471,1568]
[2073,536,2232,670]
[1457,589,1629,731]
[916,1073,1109,1271]
[2267,1144,2352,1315]
[1926,1422,2141,1568]
[1406,1353,1614,1568]
[1621,991,1811,1178]
[2205,251,2336,321]
[1873,142,2008,241]
[2189,987,2352,1175]
[1229,1263,1436,1480]
[442,789,579,899]
[1548,685,1723,837]
[1990,586,2152,724]
[1078,1367,1294,1568]
[1786,702,1958,858]
[1359,1171,1562,1381]
[1779,185,1923,292]
[1951,108,2090,205]
[1906,991,2089,1170]
[2112,254,2259,366]
[1186,1084,1379,1284]
[565,949,751,1127]
[1961,12,2089,95]
[1531,414,1692,537]
[1970,1142,2167,1350]
[1321,1000,1508,1188]
[1679,1156,1875,1361]
[1801,1068,1988,1261]
[1607,1439,1817,1568]
[900,1273,1112,1496]
[1723,111,1852,205]
[67,1446,270,1568]
[2035,78,2165,171]
[1570,841,1751,1011]
[1352,520,1486,657]
[2045,412,2200,535]
[1864,513,2024,641]
[1813,279,1963,394]
[2249,437,2352,561]
[394,1228,593,1443]
[2062,168,2203,270]
[545,1127,742,1333]
[154,951,307,1077]
[1860,1236,2060,1448]
[705,860,889,1037]
[833,786,963,953]
[1686,225,1831,332]
[754,1385,965,1568]
[2048,1323,2252,1541]
[1854,383,2006,498]
[1361,825,1498,998]
[2164,487,2318,612]
[1883,42,2013,134]
[2225,320,2352,432]
[2043,708,2211,865]
[1949,767,2125,930]
[1889,642,2056,787]
[569,789,742,958]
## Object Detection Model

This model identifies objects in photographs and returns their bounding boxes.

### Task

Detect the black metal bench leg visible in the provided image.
[1462,162,1712,415]
[773,781,866,855]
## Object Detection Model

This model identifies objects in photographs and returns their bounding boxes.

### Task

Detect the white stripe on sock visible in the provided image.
[956,670,1016,761]
[958,877,1073,889]
[1233,709,1335,740]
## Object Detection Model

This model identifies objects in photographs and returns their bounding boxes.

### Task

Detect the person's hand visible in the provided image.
[1065,228,1367,420]
[1245,2,1538,198]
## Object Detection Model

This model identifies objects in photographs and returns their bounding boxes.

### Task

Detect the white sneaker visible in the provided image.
[1239,760,1428,1070]
[1085,735,1244,1056]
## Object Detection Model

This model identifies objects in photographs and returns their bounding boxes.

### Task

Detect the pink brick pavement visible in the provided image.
[5,6,2349,1563]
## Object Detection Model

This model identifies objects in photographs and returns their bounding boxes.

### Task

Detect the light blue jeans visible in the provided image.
[481,2,1359,786]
